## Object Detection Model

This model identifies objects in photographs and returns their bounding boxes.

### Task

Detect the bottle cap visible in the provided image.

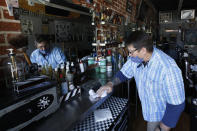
[60,64,64,69]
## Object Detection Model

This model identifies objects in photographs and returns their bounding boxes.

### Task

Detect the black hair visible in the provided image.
[35,34,50,44]
[125,31,153,52]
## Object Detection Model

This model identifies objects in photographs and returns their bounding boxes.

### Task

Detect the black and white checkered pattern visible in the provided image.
[72,96,128,131]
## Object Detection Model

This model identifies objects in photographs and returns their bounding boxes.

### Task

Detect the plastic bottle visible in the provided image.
[118,54,122,69]
[71,62,76,73]
[79,60,85,73]
[60,64,65,79]
[60,64,68,96]
[48,64,53,80]
[54,67,60,83]
[66,61,70,75]
[54,67,61,96]
[41,65,46,75]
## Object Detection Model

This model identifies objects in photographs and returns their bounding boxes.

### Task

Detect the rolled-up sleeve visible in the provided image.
[162,102,185,128]
[120,59,135,79]
[30,51,37,64]
[54,47,66,64]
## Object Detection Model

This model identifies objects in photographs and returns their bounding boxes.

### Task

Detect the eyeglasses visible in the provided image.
[35,41,48,50]
[37,45,47,50]
[128,49,138,55]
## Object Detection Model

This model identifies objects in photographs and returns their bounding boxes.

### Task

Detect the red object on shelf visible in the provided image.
[107,49,112,56]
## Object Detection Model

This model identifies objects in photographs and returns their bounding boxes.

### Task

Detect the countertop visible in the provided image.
[0,80,56,110]
[22,69,120,131]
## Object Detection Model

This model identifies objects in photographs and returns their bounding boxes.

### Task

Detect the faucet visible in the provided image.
[7,48,18,82]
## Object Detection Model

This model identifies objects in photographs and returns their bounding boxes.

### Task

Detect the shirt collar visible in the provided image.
[145,47,157,67]
[137,61,149,68]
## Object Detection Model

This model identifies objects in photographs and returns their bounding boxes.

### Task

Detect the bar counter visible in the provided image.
[22,69,129,131]
[0,81,57,110]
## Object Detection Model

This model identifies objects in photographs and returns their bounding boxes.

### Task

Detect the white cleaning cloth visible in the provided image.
[89,89,99,99]
[89,89,107,99]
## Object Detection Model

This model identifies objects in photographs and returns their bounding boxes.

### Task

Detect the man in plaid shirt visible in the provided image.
[97,31,185,131]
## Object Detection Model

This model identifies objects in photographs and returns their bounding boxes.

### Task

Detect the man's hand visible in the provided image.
[160,122,170,131]
[155,122,171,131]
[96,82,113,97]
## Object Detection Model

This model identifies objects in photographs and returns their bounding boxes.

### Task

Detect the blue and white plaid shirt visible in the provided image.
[30,47,66,69]
[120,47,185,122]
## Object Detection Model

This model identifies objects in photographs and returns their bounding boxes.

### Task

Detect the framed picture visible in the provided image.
[21,19,33,35]
[181,9,195,19]
[126,0,133,13]
[104,0,112,3]
[5,0,19,16]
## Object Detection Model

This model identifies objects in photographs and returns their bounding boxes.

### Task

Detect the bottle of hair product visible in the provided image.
[60,64,65,79]
[118,54,122,69]
[66,61,70,75]
[55,67,61,96]
[60,64,68,96]
[41,65,46,75]
[38,65,42,75]
[79,60,85,73]
[55,67,60,83]
[71,62,76,74]
[48,64,53,80]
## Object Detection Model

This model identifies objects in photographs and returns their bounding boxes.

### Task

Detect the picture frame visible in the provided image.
[5,0,19,16]
[126,0,133,13]
[181,9,195,19]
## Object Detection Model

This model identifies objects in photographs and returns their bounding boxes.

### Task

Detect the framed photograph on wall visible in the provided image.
[126,0,133,13]
[5,0,19,16]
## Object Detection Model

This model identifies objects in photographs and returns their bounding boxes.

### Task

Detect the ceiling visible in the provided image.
[150,0,197,11]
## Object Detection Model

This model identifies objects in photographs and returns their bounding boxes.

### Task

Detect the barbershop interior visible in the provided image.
[0,0,197,131]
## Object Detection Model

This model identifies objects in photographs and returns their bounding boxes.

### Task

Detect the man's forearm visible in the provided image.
[156,102,185,131]
[113,70,129,85]
[108,70,129,88]
[111,77,122,87]
[161,101,185,128]
[97,71,124,96]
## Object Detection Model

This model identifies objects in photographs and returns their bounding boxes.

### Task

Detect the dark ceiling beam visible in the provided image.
[144,0,157,14]
[178,0,184,14]
[37,0,90,16]
[136,0,144,19]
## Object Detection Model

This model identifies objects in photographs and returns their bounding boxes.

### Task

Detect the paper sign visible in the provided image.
[94,108,113,122]
[5,0,19,16]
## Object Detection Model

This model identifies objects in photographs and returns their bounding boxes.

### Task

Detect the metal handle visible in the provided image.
[23,52,32,66]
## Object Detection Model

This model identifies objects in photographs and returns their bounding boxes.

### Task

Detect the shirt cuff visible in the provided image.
[162,101,185,128]
[115,71,129,83]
